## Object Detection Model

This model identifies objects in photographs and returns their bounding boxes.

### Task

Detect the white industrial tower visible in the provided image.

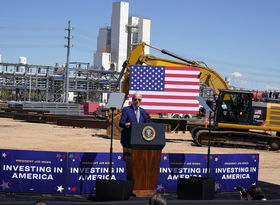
[127,16,151,56]
[110,1,129,72]
[94,1,151,72]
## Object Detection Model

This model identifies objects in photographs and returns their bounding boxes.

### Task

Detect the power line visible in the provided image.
[74,28,96,38]
[0,44,63,48]
[0,26,63,30]
[0,35,62,39]
[196,56,280,73]
[74,34,96,44]
[152,49,280,76]
[215,66,280,79]
[74,46,94,53]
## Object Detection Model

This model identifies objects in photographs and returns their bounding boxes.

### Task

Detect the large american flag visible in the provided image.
[128,65,200,114]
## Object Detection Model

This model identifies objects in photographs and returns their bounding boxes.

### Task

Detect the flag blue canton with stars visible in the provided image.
[129,65,165,91]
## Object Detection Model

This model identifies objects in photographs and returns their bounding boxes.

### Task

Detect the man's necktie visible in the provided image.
[136,108,140,123]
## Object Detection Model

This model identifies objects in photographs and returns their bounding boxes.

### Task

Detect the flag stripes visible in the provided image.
[129,65,200,114]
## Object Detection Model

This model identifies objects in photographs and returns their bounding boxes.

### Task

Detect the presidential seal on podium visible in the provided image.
[142,126,156,141]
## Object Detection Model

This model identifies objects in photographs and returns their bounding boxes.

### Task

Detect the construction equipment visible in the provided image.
[120,42,229,96]
[191,89,280,150]
[119,42,280,150]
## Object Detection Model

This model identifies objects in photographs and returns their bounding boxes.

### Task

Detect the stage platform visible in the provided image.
[0,181,279,205]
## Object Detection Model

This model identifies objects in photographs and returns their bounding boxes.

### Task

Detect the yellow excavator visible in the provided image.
[118,42,280,150]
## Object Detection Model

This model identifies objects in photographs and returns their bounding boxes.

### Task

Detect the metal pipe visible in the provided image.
[145,43,196,65]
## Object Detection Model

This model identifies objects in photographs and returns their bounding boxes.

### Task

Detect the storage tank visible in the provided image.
[18,56,27,73]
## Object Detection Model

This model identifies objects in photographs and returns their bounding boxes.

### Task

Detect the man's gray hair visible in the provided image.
[132,92,142,99]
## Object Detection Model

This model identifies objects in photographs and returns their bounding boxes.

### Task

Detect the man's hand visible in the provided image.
[125,122,131,128]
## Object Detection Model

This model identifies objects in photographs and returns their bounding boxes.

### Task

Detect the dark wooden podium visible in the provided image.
[121,123,165,197]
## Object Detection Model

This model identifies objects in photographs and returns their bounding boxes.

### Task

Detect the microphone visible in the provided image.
[141,111,150,122]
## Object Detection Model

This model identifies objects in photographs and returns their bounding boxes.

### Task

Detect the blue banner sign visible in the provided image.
[66,152,126,194]
[211,153,259,192]
[0,149,67,194]
[0,149,259,194]
[157,153,208,193]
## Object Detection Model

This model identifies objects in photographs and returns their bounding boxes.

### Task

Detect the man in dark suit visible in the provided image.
[119,92,151,181]
[119,92,151,128]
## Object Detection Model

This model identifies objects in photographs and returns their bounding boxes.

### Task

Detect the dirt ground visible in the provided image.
[0,117,279,185]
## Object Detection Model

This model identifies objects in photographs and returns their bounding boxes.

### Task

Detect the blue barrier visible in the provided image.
[0,149,258,194]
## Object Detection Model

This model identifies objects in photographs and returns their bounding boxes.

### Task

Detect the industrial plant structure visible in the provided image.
[94,1,151,72]
[0,62,121,102]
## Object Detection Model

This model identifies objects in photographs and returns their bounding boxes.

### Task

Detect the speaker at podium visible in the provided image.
[121,122,166,197]
[95,92,136,201]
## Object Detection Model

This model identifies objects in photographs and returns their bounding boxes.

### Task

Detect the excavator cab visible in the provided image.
[215,90,253,125]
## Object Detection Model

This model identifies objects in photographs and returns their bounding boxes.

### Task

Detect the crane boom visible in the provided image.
[121,42,229,96]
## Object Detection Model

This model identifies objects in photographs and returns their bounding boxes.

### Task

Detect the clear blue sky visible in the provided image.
[1,0,279,90]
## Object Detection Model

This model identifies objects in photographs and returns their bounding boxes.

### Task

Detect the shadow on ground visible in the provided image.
[166,138,189,143]
[91,134,109,139]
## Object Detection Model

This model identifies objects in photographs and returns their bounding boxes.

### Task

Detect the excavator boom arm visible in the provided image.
[121,42,229,96]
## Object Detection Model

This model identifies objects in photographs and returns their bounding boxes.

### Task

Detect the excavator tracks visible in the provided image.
[191,128,280,150]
